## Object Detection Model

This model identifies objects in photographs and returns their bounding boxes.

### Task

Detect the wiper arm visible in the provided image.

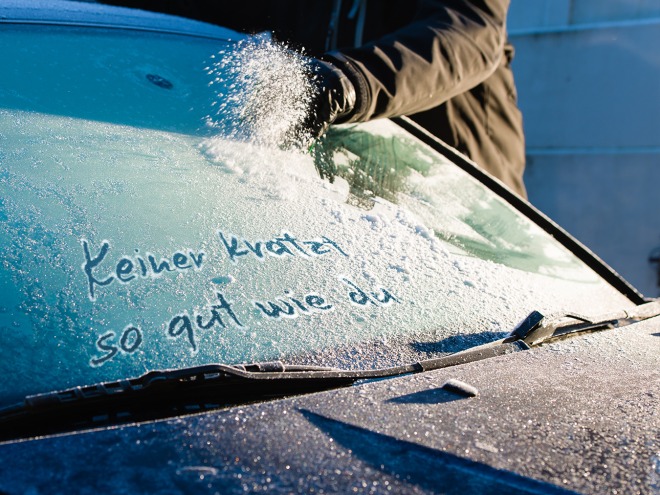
[506,300,660,347]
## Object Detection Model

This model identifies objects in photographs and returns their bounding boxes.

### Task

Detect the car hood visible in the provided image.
[0,318,657,495]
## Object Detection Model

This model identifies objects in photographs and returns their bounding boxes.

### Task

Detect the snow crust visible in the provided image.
[0,109,633,404]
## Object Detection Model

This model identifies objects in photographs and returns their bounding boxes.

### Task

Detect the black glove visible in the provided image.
[305,58,357,139]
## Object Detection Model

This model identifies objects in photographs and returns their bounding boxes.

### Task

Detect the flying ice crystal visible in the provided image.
[204,37,315,148]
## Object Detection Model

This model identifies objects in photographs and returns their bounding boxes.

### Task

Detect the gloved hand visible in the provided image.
[305,58,357,139]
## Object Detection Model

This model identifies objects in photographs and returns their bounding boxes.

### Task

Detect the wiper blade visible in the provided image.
[0,362,356,442]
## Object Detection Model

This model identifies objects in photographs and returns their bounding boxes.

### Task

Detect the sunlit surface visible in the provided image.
[0,25,634,406]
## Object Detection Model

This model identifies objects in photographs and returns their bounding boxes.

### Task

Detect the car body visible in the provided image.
[0,2,658,494]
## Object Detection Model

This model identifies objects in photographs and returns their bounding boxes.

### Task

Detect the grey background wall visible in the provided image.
[508,0,660,297]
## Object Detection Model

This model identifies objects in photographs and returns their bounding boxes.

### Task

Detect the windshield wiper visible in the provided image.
[1,301,658,442]
[0,342,525,442]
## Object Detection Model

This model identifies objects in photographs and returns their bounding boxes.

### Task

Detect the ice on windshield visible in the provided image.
[0,25,635,405]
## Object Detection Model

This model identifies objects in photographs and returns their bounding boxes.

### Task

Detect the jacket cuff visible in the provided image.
[322,51,371,124]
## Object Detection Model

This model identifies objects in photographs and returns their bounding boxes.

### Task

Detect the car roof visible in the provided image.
[0,0,244,40]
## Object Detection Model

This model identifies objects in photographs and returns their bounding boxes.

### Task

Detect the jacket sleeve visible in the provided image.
[325,0,510,123]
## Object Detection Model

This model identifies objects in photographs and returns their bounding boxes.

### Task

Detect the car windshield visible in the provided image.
[0,21,636,408]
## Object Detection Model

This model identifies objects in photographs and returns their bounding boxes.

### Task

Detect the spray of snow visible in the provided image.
[204,36,315,149]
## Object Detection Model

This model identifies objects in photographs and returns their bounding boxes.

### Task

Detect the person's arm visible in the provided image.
[325,0,510,123]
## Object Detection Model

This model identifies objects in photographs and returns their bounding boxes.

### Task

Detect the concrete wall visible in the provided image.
[508,0,660,297]
[509,0,660,30]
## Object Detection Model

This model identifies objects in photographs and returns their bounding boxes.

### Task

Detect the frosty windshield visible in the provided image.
[0,24,634,407]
